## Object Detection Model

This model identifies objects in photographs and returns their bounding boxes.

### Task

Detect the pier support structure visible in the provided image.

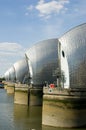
[42,87,86,128]
[14,83,43,106]
[6,82,15,94]
[14,83,29,105]
[28,87,43,106]
[3,81,8,90]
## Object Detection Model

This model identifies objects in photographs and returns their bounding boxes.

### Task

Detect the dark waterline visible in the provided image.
[0,89,86,130]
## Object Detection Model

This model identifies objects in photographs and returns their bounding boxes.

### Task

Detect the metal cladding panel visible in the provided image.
[9,66,16,82]
[13,58,29,83]
[25,39,60,86]
[4,71,10,81]
[59,23,86,88]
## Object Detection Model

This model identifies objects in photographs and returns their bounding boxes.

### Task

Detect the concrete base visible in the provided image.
[7,82,15,94]
[14,84,43,106]
[4,84,8,89]
[14,83,29,105]
[42,87,86,128]
[3,81,8,89]
[29,87,43,106]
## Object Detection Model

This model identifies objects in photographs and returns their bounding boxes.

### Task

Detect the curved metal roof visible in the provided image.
[59,23,86,88]
[25,39,60,86]
[13,58,29,83]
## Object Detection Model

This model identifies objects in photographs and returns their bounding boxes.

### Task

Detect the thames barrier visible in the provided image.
[3,23,86,128]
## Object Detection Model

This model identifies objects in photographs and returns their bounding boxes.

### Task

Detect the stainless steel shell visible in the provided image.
[8,66,16,82]
[13,58,29,83]
[4,70,10,81]
[25,39,60,86]
[59,23,86,88]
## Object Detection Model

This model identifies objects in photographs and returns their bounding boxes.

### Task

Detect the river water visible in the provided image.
[0,89,86,130]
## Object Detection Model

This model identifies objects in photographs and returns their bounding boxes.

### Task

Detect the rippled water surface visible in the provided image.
[0,89,86,130]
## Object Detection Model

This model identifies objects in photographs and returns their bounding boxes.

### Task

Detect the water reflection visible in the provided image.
[14,105,42,130]
[14,104,86,130]
[0,89,86,130]
[42,125,86,130]
[0,89,14,130]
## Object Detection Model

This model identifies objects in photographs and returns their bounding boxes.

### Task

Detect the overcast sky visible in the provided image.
[0,0,86,76]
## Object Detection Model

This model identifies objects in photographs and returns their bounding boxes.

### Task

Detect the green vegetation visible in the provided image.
[0,77,5,82]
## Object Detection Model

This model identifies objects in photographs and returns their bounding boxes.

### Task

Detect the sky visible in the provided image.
[0,0,86,76]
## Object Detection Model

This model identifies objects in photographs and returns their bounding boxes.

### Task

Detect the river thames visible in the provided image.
[0,89,86,130]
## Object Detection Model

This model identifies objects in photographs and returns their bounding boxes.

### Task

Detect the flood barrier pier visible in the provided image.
[3,81,86,128]
[14,83,43,106]
[42,87,86,128]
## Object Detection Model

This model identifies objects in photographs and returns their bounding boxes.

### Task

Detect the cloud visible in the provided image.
[26,0,69,19]
[0,42,25,76]
[35,0,69,19]
[0,42,23,51]
[25,5,34,16]
[27,5,34,11]
[0,42,26,57]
